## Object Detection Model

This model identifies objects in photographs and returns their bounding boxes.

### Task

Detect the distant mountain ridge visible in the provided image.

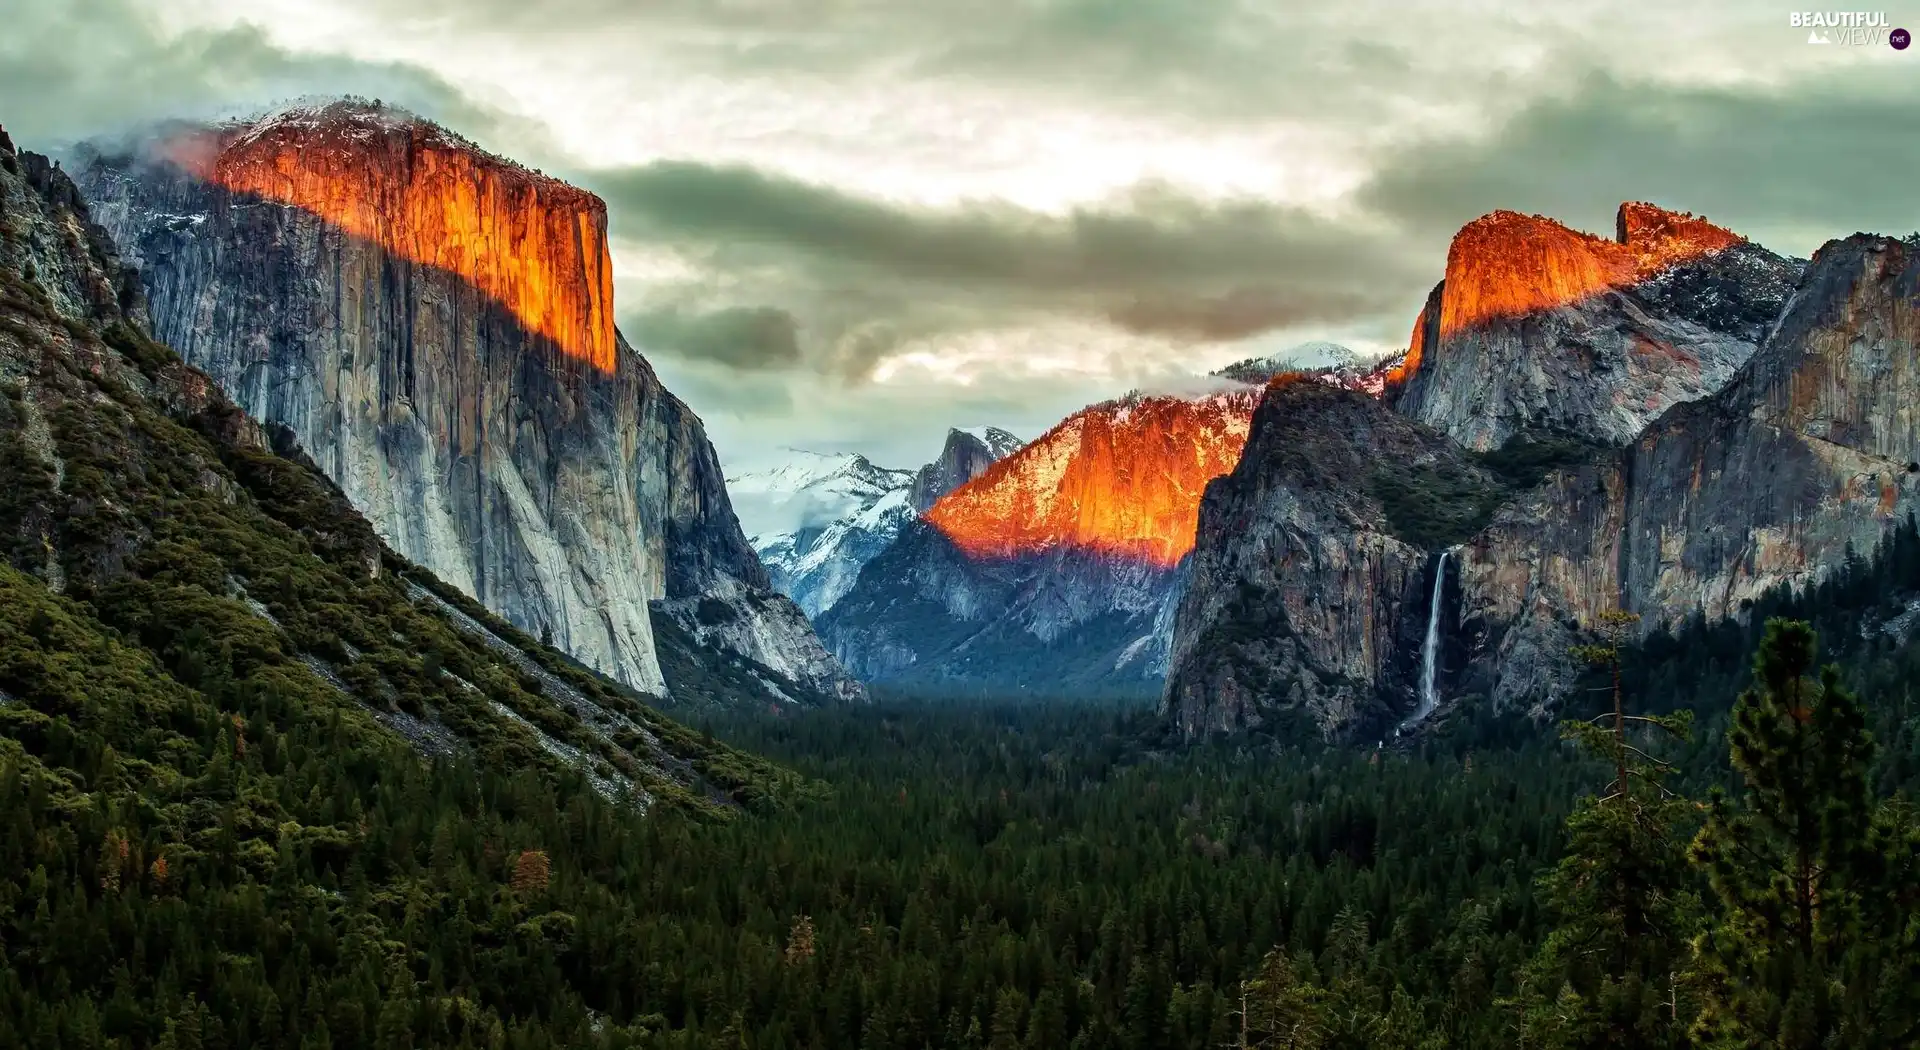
[740,428,1022,618]
[819,389,1256,693]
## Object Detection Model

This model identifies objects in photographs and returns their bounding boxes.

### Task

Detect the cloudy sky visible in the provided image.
[4,0,1919,478]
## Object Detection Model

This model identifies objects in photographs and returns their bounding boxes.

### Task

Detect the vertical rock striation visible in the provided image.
[75,100,860,705]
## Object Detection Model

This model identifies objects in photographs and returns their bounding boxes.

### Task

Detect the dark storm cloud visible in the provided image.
[1107,286,1381,342]
[626,305,804,371]
[590,160,1425,371]
[1361,69,1920,254]
[0,0,513,147]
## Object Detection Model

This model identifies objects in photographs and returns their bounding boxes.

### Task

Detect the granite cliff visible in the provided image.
[1390,203,1800,451]
[74,100,860,707]
[909,427,1023,513]
[1165,378,1497,737]
[0,122,792,807]
[1455,232,1920,715]
[1167,205,1918,739]
[821,390,1254,693]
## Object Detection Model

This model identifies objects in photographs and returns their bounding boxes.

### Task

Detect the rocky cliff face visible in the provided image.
[908,427,1022,513]
[822,391,1255,692]
[925,391,1256,567]
[1457,232,1920,714]
[0,123,792,807]
[74,100,859,706]
[1164,378,1496,737]
[1164,205,1920,739]
[1390,203,1800,451]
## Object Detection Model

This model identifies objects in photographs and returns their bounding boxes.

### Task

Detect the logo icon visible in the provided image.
[1893,27,1912,48]
[1809,28,1832,43]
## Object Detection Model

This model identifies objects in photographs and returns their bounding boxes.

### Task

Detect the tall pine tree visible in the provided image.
[1513,609,1697,1050]
[1686,619,1893,1049]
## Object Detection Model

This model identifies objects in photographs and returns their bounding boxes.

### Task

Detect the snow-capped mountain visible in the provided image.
[1212,341,1401,396]
[733,429,1022,618]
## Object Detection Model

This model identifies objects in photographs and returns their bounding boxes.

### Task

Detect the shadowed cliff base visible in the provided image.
[819,519,1185,695]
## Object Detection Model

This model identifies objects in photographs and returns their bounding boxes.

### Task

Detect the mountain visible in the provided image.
[1165,203,1919,739]
[72,99,860,708]
[1456,232,1920,714]
[1387,203,1800,451]
[819,391,1256,693]
[1213,341,1400,396]
[1166,377,1500,737]
[0,122,794,811]
[908,426,1023,513]
[740,428,1021,618]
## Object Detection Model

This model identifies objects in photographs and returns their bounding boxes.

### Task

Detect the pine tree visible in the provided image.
[1239,948,1323,1049]
[1686,619,1885,1049]
[1514,608,1697,1049]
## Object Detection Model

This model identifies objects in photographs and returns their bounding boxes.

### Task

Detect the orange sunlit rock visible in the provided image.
[1392,203,1744,386]
[179,103,617,372]
[925,391,1257,567]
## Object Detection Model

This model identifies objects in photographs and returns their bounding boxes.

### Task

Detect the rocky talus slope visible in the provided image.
[75,100,859,707]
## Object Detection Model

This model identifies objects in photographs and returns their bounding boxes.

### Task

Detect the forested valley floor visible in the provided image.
[6,518,1920,1049]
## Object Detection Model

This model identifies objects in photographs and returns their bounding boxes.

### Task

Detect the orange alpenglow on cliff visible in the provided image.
[177,102,618,372]
[925,391,1258,567]
[1387,202,1745,384]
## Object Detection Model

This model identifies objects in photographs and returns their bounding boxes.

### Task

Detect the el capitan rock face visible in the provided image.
[1390,203,1801,451]
[75,100,859,706]
[179,106,618,372]
[821,391,1256,692]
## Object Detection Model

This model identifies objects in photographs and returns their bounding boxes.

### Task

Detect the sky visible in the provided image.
[4,0,1919,481]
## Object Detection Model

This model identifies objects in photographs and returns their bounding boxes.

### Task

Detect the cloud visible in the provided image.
[0,0,511,148]
[1360,68,1920,258]
[35,0,1920,477]
[592,160,1427,379]
[626,305,804,371]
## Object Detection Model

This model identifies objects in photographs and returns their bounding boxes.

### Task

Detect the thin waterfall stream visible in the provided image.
[1401,548,1452,732]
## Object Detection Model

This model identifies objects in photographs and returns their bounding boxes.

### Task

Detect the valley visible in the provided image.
[2,11,1919,1040]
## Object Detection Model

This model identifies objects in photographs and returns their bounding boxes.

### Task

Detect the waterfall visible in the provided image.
[1410,549,1451,725]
